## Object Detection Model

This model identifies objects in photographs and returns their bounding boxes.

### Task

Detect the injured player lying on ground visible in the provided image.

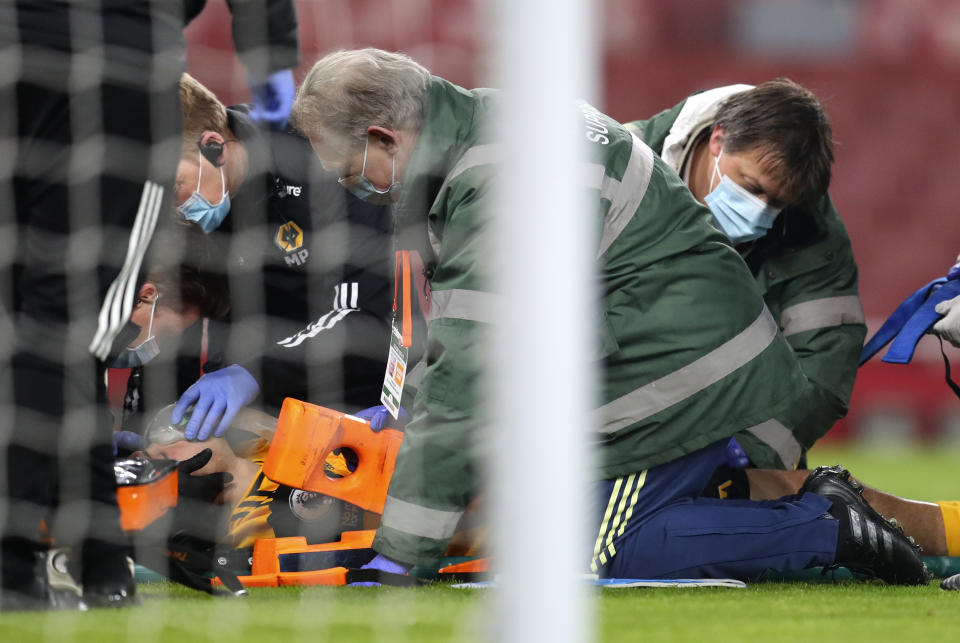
[117,401,484,590]
[127,401,942,589]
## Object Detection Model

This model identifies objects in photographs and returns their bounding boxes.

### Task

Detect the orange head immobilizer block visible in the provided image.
[262,399,404,514]
[115,458,178,532]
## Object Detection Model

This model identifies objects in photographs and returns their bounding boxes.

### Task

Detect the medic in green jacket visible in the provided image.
[626,80,866,470]
[292,50,811,567]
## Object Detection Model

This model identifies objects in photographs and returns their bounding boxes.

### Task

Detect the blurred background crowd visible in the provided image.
[184,0,960,447]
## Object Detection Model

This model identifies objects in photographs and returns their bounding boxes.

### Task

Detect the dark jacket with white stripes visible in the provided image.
[374,77,811,567]
[184,0,300,78]
[216,107,393,415]
[626,85,866,468]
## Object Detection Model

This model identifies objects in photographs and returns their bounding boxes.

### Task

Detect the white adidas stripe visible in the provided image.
[89,180,162,360]
[277,307,341,347]
[278,309,356,348]
[277,282,360,349]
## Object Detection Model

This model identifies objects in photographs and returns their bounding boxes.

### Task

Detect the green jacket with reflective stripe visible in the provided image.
[626,86,866,468]
[376,77,809,566]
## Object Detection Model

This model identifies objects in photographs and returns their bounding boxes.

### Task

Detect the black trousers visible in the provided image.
[0,1,184,586]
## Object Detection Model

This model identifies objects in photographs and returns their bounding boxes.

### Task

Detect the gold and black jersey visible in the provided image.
[228,459,280,549]
[227,453,366,549]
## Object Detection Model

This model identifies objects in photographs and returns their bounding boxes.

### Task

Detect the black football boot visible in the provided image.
[1,540,85,611]
[0,537,49,611]
[799,465,930,585]
[76,539,138,609]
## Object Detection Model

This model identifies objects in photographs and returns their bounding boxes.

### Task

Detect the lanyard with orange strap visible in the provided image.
[380,249,429,417]
[394,250,415,348]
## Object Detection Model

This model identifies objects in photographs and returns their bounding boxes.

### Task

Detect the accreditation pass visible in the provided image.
[380,325,408,419]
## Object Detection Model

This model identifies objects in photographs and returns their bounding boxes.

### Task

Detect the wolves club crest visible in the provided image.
[275,220,303,252]
[276,221,310,266]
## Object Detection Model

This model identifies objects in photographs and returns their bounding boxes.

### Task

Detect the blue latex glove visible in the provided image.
[353,405,409,432]
[113,430,144,456]
[350,553,411,587]
[247,69,295,130]
[726,437,750,469]
[171,364,260,441]
[948,260,960,281]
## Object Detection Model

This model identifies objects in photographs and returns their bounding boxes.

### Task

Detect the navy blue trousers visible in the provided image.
[592,440,838,579]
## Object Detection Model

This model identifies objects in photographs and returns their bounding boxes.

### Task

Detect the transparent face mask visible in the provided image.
[143,404,191,447]
[144,403,277,457]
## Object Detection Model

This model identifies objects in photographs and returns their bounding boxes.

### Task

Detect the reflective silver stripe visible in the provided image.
[428,135,653,259]
[597,133,655,258]
[429,288,498,324]
[745,419,802,469]
[381,495,463,540]
[779,295,865,337]
[594,307,779,434]
[428,145,500,256]
[580,163,607,191]
[89,180,162,360]
[430,144,502,212]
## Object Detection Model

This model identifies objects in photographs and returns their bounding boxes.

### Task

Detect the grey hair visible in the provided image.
[291,48,430,152]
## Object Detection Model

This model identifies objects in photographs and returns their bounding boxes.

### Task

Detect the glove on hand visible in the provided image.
[350,553,412,586]
[934,294,960,348]
[170,448,233,543]
[353,405,409,432]
[172,364,260,441]
[247,69,295,130]
[725,437,750,469]
[947,256,960,281]
[113,430,144,456]
[176,448,233,505]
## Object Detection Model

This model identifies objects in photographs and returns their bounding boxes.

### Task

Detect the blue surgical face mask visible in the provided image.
[111,296,160,368]
[177,150,231,233]
[338,138,400,205]
[704,150,781,244]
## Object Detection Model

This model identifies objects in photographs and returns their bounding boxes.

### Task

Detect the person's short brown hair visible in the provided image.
[713,79,833,206]
[179,73,230,159]
[144,217,230,320]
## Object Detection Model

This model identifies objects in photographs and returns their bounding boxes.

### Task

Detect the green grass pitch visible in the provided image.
[1,444,957,642]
